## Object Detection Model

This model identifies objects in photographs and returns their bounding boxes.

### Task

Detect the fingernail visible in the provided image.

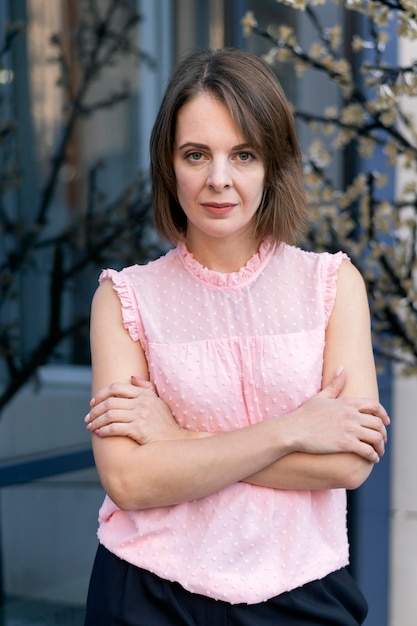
[84,413,90,423]
[89,398,96,407]
[335,366,344,376]
[131,375,142,381]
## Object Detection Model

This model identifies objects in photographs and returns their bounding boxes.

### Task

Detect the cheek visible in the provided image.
[251,173,266,202]
[176,172,202,203]
[176,177,191,203]
[174,171,187,197]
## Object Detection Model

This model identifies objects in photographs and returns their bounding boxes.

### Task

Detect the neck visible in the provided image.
[184,235,260,273]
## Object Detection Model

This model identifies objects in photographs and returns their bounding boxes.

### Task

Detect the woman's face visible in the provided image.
[173,92,265,251]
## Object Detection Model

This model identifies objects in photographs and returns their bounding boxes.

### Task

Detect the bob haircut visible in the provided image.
[150,48,307,246]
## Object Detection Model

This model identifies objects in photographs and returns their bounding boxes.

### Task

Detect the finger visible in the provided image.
[349,414,386,456]
[85,396,136,423]
[354,410,388,439]
[355,440,380,464]
[359,403,390,426]
[86,408,133,431]
[340,396,390,426]
[131,375,156,392]
[361,425,385,457]
[319,366,345,400]
[92,422,136,439]
[90,381,144,406]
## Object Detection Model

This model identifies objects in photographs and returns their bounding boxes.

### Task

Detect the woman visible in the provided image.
[84,48,389,625]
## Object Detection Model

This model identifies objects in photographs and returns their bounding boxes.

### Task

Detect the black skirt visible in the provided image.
[84,544,368,626]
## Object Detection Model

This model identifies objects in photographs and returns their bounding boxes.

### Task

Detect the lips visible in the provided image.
[200,202,236,215]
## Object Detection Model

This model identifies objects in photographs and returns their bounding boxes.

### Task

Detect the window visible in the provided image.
[3,0,147,369]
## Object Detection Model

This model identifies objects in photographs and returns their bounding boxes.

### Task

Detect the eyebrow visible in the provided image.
[177,142,254,151]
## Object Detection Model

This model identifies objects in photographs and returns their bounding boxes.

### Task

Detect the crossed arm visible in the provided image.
[86,261,389,510]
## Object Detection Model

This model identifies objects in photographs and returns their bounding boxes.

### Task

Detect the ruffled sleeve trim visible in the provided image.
[176,239,274,288]
[99,268,141,342]
[322,251,350,326]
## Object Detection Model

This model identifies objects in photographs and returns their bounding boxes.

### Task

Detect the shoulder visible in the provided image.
[98,247,177,287]
[92,248,178,340]
[332,259,368,311]
[324,256,370,345]
[91,279,123,326]
[277,245,366,323]
[335,256,364,286]
[91,277,142,346]
[278,243,345,263]
[276,243,351,276]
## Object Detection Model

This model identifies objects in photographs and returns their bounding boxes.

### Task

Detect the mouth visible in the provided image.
[200,202,236,215]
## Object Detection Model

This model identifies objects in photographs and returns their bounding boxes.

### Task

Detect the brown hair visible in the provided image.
[150,48,307,246]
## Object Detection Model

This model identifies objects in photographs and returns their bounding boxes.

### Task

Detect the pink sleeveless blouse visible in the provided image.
[96,240,350,604]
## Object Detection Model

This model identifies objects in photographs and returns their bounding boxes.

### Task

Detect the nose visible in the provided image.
[206,158,232,191]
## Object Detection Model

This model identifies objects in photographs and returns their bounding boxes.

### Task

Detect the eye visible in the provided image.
[236,151,255,162]
[186,151,204,161]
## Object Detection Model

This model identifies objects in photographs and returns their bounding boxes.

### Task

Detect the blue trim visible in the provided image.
[0,447,95,488]
[348,367,392,626]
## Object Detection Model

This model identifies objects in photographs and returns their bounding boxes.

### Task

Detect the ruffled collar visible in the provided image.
[176,239,274,288]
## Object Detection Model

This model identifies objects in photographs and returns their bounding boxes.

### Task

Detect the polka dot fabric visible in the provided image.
[97,241,350,604]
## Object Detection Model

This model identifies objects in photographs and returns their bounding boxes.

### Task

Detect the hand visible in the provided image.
[84,376,183,445]
[288,368,390,463]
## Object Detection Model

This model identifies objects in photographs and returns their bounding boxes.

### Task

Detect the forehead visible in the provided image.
[174,93,247,144]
